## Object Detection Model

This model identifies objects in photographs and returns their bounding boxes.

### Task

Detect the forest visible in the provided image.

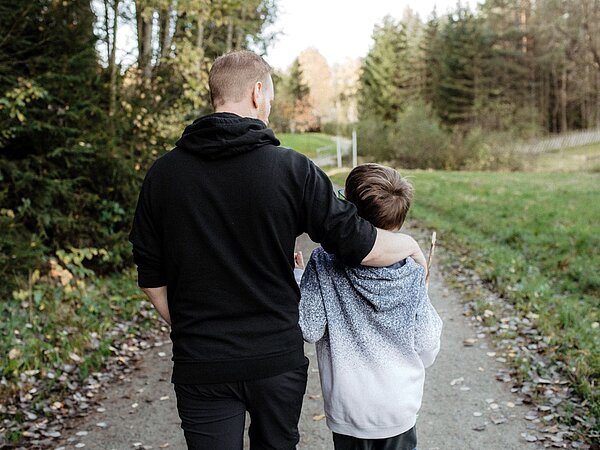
[1,0,599,446]
[273,1,600,169]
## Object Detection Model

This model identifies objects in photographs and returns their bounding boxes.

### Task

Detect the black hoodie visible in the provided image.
[129,113,376,384]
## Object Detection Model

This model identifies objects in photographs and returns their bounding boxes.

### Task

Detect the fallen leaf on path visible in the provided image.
[308,394,321,400]
[159,444,170,449]
[450,377,464,386]
[160,396,169,401]
[312,414,326,421]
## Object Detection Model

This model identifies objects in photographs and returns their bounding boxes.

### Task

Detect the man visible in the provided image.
[129,50,426,450]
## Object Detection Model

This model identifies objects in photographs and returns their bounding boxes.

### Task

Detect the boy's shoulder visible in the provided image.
[309,246,339,268]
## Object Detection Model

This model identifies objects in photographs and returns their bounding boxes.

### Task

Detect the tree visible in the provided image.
[298,47,334,124]
[0,0,136,290]
[431,7,494,127]
[287,58,317,132]
[358,16,414,123]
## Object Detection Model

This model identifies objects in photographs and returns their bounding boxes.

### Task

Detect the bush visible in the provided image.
[358,103,453,169]
[0,142,140,297]
[390,103,453,169]
[358,103,528,171]
[320,122,354,137]
[459,127,523,171]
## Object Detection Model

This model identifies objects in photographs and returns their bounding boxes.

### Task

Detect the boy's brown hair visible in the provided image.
[345,164,413,231]
[209,50,272,108]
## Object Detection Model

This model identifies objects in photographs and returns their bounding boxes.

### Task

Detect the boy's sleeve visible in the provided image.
[414,275,443,368]
[129,170,167,288]
[294,268,304,286]
[298,254,328,343]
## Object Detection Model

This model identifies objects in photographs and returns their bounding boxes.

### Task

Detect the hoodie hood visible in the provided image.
[176,112,280,160]
[343,257,424,312]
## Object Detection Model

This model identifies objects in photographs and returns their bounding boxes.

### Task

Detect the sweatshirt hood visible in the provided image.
[343,257,424,312]
[176,112,280,160]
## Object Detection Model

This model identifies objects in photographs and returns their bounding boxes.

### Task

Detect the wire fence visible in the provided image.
[515,128,600,154]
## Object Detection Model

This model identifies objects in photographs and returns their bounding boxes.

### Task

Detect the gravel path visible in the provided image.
[57,233,543,450]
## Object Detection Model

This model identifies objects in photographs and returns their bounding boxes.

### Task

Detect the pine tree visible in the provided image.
[432,7,493,126]
[420,12,442,107]
[358,16,413,123]
[0,0,135,289]
[288,58,310,102]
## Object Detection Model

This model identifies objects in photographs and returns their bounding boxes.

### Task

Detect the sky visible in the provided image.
[264,0,479,70]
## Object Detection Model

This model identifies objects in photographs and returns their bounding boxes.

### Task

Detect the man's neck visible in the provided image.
[215,104,258,120]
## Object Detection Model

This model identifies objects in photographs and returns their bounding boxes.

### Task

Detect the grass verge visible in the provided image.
[1,248,159,445]
[331,169,599,433]
[522,142,600,172]
[278,132,336,159]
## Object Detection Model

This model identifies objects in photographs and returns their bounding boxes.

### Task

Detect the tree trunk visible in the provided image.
[226,19,234,53]
[136,1,153,79]
[235,5,246,50]
[103,0,111,63]
[196,18,204,49]
[109,0,120,124]
[560,66,568,132]
[159,3,172,60]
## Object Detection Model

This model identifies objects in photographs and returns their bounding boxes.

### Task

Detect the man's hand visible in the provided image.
[361,229,427,274]
[294,251,305,270]
[141,286,171,325]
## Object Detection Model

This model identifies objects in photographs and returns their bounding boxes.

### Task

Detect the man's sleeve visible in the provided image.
[128,171,167,288]
[300,160,376,266]
[414,273,443,368]
[298,254,328,343]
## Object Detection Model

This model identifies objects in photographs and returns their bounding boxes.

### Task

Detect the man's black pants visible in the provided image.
[174,359,309,450]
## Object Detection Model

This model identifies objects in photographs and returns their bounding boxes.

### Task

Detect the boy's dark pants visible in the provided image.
[333,426,417,450]
[173,359,309,450]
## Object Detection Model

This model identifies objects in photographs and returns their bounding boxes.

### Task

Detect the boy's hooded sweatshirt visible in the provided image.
[299,247,442,439]
[129,113,376,384]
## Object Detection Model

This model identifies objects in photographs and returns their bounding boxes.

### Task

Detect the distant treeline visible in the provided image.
[357,0,600,169]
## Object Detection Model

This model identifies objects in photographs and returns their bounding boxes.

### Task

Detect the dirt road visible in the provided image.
[57,233,544,449]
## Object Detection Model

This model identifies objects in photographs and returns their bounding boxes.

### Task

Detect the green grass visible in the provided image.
[524,142,600,172]
[1,251,159,443]
[278,132,336,159]
[331,169,600,426]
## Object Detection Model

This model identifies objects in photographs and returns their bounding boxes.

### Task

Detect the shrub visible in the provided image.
[390,103,453,169]
[459,127,524,171]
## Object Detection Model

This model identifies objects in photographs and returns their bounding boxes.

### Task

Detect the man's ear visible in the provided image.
[252,81,263,108]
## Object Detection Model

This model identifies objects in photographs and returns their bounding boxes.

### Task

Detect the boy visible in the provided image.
[297,164,443,450]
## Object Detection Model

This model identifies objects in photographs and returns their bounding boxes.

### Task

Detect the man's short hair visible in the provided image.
[208,50,272,108]
[345,164,413,231]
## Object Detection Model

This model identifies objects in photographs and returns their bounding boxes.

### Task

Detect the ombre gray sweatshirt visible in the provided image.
[298,247,442,439]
